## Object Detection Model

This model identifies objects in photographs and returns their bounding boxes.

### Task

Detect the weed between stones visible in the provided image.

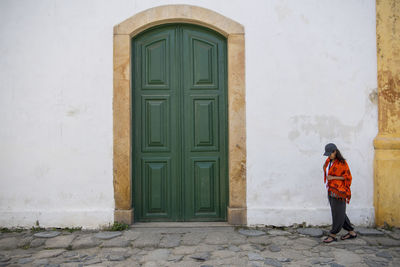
[105,222,130,231]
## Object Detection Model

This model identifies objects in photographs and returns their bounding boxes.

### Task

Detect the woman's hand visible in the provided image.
[327,175,344,181]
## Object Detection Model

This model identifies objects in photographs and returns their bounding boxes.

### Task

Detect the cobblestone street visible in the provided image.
[0,223,399,267]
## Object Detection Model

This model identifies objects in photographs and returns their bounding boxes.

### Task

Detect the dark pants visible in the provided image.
[328,195,354,234]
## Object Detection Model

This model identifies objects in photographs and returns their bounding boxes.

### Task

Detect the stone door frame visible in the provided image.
[113,5,247,225]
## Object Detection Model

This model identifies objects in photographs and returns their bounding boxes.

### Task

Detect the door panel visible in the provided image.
[142,158,170,217]
[192,157,219,216]
[133,24,227,222]
[191,39,218,89]
[142,36,171,89]
[141,96,170,152]
[190,96,219,151]
[133,26,179,221]
[182,26,227,221]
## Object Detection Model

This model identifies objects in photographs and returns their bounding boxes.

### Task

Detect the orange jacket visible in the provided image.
[323,158,352,203]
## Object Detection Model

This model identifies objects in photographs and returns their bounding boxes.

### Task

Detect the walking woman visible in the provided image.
[322,143,357,243]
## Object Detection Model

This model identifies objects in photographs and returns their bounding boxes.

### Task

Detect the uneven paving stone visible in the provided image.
[280,248,305,259]
[63,256,82,263]
[277,257,291,262]
[33,231,61,238]
[101,236,130,248]
[248,252,264,261]
[248,235,271,245]
[45,235,75,249]
[330,263,345,267]
[269,244,281,252]
[268,229,291,236]
[71,236,101,250]
[228,233,247,245]
[181,232,206,246]
[160,234,181,248]
[142,262,159,267]
[302,250,319,257]
[297,228,323,237]
[0,237,18,250]
[238,229,266,237]
[173,246,197,255]
[0,255,11,263]
[204,232,229,245]
[239,243,256,251]
[32,258,49,265]
[211,250,236,259]
[363,256,389,267]
[264,257,282,267]
[143,249,170,261]
[333,236,368,246]
[388,232,400,240]
[100,248,130,262]
[204,260,231,267]
[362,246,379,253]
[123,230,141,241]
[83,257,102,265]
[94,231,122,240]
[310,257,335,265]
[195,244,221,253]
[18,257,33,264]
[268,236,291,246]
[363,236,400,247]
[314,245,331,252]
[356,227,384,236]
[18,236,34,248]
[167,254,184,262]
[190,252,211,261]
[293,237,318,249]
[35,249,65,259]
[376,251,393,260]
[30,238,46,248]
[0,226,398,267]
[228,245,240,252]
[63,251,78,258]
[320,251,334,258]
[106,254,125,261]
[333,249,362,266]
[251,244,266,252]
[132,233,161,248]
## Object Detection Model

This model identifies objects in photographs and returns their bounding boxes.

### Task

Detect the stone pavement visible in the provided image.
[0,223,399,267]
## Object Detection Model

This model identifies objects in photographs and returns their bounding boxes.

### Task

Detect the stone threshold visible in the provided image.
[131,222,233,228]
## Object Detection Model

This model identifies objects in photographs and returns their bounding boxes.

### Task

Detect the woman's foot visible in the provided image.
[323,234,337,243]
[341,231,357,240]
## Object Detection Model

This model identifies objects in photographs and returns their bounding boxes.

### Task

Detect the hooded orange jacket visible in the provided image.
[323,158,352,203]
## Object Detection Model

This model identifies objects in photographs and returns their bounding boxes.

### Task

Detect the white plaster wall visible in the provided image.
[244,0,377,226]
[0,0,377,228]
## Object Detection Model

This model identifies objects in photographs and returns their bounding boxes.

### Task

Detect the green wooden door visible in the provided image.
[132,24,227,222]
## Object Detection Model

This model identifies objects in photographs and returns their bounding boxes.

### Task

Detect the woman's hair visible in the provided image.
[335,149,346,163]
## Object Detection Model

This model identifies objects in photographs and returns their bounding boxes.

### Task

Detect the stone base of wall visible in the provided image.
[0,210,114,229]
[227,207,247,225]
[114,209,133,224]
[247,207,375,227]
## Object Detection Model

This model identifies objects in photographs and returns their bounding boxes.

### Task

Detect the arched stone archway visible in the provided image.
[113,5,247,225]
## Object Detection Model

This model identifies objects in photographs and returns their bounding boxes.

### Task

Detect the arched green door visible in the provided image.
[132,24,228,222]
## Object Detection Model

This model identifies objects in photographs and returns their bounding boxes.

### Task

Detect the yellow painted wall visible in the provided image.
[375,0,400,227]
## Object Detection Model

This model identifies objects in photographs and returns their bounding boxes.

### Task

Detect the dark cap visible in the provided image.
[323,143,337,156]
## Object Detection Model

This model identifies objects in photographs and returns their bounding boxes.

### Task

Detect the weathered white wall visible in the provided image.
[0,0,377,228]
[245,0,377,226]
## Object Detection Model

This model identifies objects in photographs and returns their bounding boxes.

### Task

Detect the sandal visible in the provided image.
[323,235,337,243]
[341,232,357,240]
